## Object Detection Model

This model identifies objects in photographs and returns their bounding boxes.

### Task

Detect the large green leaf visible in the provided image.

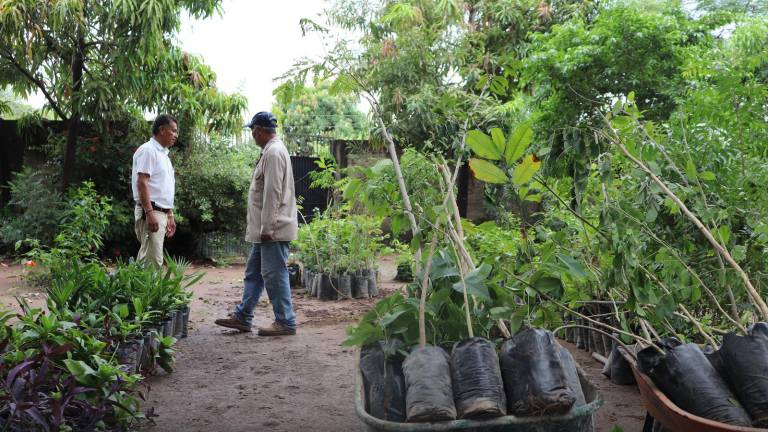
[452,263,492,299]
[511,154,541,185]
[556,253,588,279]
[469,158,508,184]
[505,123,533,165]
[467,130,501,160]
[490,128,506,156]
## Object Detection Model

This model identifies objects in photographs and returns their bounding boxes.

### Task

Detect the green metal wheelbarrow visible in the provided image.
[354,354,603,432]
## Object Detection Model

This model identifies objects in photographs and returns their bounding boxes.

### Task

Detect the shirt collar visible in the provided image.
[150,137,169,155]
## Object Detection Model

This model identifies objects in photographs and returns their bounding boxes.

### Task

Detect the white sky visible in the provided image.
[178,0,330,114]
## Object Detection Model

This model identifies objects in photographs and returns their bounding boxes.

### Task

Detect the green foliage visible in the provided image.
[0,167,65,249]
[343,149,443,236]
[295,214,391,273]
[0,0,246,190]
[273,83,370,154]
[345,247,521,348]
[174,137,259,235]
[18,181,112,283]
[2,305,144,430]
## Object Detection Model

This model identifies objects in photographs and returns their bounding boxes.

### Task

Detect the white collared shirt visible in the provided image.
[131,137,175,209]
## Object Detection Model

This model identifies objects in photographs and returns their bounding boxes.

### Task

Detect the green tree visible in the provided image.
[0,0,247,190]
[273,83,369,154]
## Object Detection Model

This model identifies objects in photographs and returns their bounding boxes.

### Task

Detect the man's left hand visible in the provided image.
[260,233,273,242]
[166,215,176,238]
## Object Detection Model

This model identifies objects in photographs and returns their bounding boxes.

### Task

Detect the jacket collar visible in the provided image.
[262,136,282,153]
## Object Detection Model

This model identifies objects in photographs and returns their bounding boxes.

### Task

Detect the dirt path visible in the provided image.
[0,258,646,431]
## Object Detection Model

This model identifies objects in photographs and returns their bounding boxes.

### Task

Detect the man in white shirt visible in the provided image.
[215,111,298,336]
[131,114,178,267]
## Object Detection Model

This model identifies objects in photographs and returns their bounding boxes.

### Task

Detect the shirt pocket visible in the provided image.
[253,161,264,180]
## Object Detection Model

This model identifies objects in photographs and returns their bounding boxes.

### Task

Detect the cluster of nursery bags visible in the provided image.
[637,322,768,428]
[360,328,587,423]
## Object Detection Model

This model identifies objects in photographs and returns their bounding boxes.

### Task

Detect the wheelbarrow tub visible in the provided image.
[354,352,603,432]
[619,346,767,432]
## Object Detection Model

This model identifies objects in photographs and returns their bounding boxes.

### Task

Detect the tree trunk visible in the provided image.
[61,28,85,191]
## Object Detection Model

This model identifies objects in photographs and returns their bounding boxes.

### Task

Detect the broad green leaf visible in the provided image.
[490,128,506,156]
[380,307,409,327]
[700,171,716,181]
[556,253,588,279]
[533,276,562,297]
[452,264,492,299]
[511,155,541,185]
[717,225,731,245]
[489,306,513,319]
[505,123,533,165]
[64,359,97,386]
[490,76,508,96]
[469,158,508,184]
[467,130,501,160]
[510,308,527,335]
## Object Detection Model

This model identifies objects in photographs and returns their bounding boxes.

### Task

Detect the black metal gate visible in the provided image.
[291,156,329,223]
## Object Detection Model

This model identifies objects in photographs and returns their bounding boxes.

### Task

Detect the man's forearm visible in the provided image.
[137,180,153,211]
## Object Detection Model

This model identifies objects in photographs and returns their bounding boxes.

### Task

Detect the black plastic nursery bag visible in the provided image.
[360,341,407,422]
[557,345,586,406]
[637,343,751,427]
[720,331,768,427]
[402,346,457,422]
[500,328,576,416]
[450,337,507,419]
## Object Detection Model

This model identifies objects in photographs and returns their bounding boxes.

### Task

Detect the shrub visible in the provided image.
[0,167,65,251]
[20,181,112,283]
[174,137,259,236]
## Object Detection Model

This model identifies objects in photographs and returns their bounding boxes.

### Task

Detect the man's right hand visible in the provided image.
[146,210,160,232]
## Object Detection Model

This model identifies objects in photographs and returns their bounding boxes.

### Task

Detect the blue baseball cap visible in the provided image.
[244,111,278,129]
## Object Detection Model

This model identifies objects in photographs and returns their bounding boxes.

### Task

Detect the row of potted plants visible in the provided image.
[294,214,391,301]
[0,256,198,430]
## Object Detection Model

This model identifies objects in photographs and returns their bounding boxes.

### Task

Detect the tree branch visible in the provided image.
[0,50,68,120]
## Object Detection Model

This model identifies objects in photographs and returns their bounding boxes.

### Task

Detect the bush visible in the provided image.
[0,167,65,251]
[295,214,391,274]
[20,181,112,283]
[174,137,259,237]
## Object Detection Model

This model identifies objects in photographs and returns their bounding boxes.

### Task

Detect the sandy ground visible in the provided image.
[0,257,646,432]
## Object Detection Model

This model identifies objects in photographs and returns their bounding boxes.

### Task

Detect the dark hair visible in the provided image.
[152,113,177,135]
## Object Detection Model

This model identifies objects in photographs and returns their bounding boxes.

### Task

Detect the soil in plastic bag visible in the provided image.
[702,345,727,380]
[288,263,301,288]
[637,343,751,426]
[749,322,768,339]
[500,328,576,416]
[403,345,457,422]
[606,343,636,386]
[360,340,407,422]
[720,331,768,427]
[557,345,586,406]
[450,337,506,419]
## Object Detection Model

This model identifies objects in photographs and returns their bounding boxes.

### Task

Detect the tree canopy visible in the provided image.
[0,0,247,188]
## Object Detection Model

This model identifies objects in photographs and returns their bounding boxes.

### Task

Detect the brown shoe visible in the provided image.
[214,314,252,332]
[257,322,296,336]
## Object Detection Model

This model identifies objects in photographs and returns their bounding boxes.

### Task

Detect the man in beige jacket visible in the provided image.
[215,111,298,336]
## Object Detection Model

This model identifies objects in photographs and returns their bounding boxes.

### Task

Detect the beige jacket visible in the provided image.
[245,137,298,243]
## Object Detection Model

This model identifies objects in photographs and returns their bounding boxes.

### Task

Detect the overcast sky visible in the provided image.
[25,1,331,114]
[178,0,330,114]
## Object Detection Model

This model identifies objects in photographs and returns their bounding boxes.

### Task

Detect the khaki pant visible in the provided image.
[134,205,168,267]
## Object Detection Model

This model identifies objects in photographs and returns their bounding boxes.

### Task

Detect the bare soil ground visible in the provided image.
[0,257,646,432]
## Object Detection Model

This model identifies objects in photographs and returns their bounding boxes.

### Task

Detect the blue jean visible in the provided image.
[235,242,296,329]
